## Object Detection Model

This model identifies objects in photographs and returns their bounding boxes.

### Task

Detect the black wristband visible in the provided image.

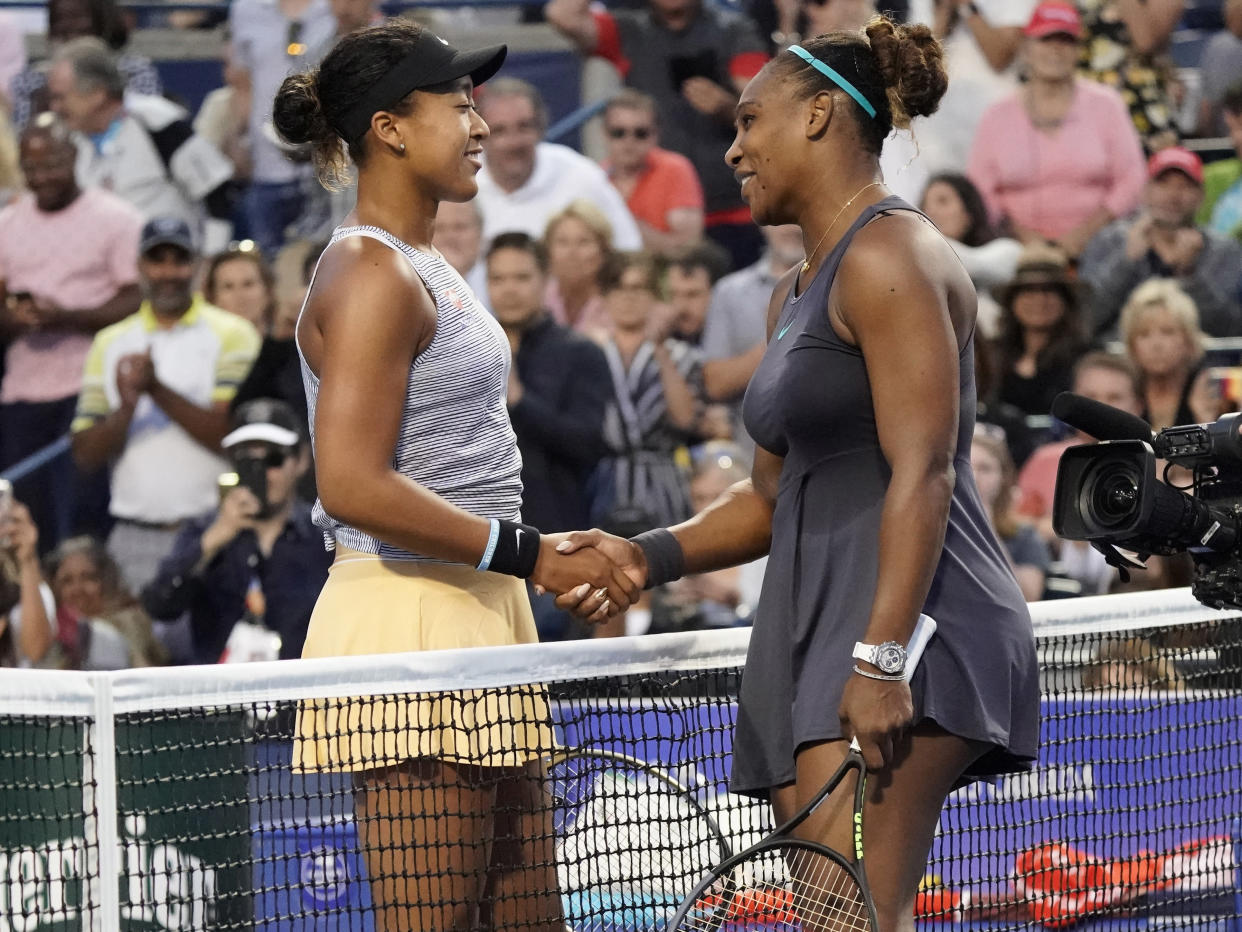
[630,528,685,589]
[489,519,541,578]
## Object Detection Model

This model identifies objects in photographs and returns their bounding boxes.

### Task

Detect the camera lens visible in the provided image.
[1083,461,1142,530]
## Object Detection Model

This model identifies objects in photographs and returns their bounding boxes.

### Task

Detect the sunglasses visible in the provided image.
[607,126,652,140]
[236,448,294,469]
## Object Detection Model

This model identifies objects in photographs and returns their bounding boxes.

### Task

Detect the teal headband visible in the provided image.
[786,44,878,120]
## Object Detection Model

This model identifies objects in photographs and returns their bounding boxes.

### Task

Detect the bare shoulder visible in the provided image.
[835,208,976,342]
[301,235,437,370]
[309,235,435,324]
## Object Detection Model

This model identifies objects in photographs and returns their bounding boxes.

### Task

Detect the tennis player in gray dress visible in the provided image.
[556,14,1040,932]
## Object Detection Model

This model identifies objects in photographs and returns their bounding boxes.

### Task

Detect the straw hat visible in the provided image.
[995,243,1083,308]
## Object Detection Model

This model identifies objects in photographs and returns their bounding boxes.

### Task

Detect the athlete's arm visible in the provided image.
[833,214,968,770]
[655,268,800,572]
[305,237,638,606]
[833,215,964,651]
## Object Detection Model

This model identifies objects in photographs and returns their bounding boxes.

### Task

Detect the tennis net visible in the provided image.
[1,587,1240,931]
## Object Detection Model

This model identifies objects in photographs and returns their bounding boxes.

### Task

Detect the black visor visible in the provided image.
[334,31,507,145]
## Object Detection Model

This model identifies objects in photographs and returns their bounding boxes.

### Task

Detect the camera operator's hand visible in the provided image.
[200,487,260,561]
[3,501,39,568]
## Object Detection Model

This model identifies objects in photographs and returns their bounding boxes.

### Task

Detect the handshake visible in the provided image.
[530,529,651,624]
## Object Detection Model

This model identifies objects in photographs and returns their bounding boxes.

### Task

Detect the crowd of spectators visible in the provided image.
[2,0,1241,672]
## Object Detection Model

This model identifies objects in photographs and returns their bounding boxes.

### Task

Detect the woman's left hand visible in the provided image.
[838,672,914,772]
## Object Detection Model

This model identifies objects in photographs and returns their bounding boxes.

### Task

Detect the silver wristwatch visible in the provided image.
[852,640,907,675]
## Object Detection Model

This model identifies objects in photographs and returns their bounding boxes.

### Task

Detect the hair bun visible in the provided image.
[272,72,330,147]
[865,16,948,128]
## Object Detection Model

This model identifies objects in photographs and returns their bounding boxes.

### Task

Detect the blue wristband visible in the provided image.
[476,518,501,571]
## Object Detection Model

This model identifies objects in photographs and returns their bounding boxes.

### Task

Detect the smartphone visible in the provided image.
[1207,366,1242,409]
[219,461,269,516]
[218,471,240,504]
[669,50,718,88]
[234,456,269,516]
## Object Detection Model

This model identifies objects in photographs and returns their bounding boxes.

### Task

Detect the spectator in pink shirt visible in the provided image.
[602,89,705,257]
[966,1,1146,260]
[0,114,143,550]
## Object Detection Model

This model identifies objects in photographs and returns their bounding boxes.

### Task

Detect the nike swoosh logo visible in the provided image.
[777,321,794,340]
[515,528,523,546]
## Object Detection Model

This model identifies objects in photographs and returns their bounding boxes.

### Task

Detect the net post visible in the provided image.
[86,674,121,932]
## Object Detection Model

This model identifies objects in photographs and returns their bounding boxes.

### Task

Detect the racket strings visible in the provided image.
[676,845,871,932]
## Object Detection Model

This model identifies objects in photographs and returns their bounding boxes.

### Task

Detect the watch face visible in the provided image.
[877,643,906,674]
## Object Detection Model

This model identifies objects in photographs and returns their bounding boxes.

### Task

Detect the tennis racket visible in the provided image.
[547,747,735,931]
[666,738,878,932]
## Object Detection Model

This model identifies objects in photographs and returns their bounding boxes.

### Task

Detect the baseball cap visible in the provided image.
[139,217,195,256]
[335,31,507,145]
[1146,146,1204,185]
[1024,1,1083,39]
[222,398,304,450]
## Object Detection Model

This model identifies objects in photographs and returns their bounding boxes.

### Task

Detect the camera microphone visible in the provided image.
[1052,392,1242,466]
[1051,392,1154,443]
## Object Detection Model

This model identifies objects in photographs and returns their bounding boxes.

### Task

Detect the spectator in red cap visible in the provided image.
[967,0,1146,259]
[1079,146,1242,339]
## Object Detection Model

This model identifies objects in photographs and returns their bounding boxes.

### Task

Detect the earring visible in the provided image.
[399,143,406,153]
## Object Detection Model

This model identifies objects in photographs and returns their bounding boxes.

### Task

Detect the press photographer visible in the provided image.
[1051,390,1242,610]
[142,399,330,663]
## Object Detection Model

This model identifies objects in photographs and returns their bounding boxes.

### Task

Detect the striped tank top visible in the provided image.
[297,224,524,560]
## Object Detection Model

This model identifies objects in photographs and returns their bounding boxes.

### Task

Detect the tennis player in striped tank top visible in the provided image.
[272,22,638,932]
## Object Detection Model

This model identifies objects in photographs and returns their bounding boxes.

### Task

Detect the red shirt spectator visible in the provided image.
[602,90,704,256]
[545,0,768,268]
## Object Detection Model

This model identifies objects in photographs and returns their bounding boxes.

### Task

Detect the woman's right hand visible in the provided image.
[548,530,649,622]
[531,532,643,620]
[201,487,260,556]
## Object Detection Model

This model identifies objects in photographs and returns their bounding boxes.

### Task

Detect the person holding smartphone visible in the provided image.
[141,398,330,664]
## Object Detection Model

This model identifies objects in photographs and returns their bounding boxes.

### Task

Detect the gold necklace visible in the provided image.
[801,181,886,273]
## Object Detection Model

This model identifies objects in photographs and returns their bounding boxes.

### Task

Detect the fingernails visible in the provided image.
[533,585,545,596]
[575,583,591,597]
[556,541,572,552]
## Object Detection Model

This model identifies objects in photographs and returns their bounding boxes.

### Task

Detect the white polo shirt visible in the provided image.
[475,142,643,248]
[72,297,261,523]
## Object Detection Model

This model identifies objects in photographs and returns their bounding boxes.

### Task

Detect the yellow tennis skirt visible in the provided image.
[293,547,555,773]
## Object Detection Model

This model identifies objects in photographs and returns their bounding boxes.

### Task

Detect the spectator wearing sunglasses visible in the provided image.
[602,90,705,257]
[142,398,330,664]
[546,0,768,271]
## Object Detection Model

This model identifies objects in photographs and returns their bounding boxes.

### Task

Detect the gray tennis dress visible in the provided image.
[732,196,1040,797]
